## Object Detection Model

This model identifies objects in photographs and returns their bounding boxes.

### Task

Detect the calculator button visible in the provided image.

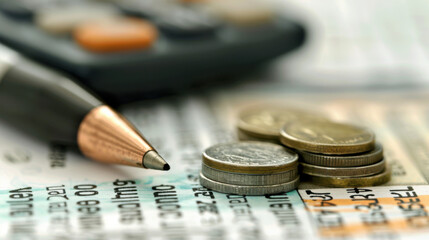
[35,3,120,34]
[204,0,275,25]
[74,17,158,52]
[116,0,175,19]
[154,7,220,38]
[0,0,51,19]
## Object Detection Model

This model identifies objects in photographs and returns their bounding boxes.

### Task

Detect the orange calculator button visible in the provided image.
[74,18,157,52]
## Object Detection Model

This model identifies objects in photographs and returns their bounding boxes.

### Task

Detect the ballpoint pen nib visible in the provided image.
[164,164,170,171]
[143,151,170,171]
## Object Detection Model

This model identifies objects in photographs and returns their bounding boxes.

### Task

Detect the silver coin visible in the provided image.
[203,141,298,174]
[201,163,298,186]
[301,159,386,177]
[199,172,299,195]
[299,143,383,167]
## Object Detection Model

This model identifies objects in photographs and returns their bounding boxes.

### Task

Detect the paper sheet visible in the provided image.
[1,90,429,239]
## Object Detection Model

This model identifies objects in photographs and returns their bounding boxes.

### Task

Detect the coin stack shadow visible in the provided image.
[199,142,300,195]
[279,121,391,187]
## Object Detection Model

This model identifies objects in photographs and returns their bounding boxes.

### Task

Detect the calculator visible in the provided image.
[0,0,305,102]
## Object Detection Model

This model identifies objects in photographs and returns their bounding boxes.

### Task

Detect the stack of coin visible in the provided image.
[236,106,391,187]
[280,120,390,187]
[199,141,300,195]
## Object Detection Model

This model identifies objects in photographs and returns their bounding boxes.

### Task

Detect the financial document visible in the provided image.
[1,89,429,239]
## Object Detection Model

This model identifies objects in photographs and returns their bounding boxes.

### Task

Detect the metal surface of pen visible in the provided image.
[0,44,170,171]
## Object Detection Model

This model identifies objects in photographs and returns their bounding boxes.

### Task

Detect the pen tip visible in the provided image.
[164,164,170,171]
[143,151,170,171]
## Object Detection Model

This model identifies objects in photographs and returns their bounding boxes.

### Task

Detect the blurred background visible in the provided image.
[271,0,429,90]
[0,0,428,102]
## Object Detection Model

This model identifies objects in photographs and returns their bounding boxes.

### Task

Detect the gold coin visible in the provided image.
[299,143,383,167]
[303,167,391,188]
[301,159,386,177]
[237,129,280,144]
[280,120,375,155]
[237,106,327,140]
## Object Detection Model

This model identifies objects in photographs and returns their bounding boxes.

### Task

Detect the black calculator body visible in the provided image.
[0,0,305,102]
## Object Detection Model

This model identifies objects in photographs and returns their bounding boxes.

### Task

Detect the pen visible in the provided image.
[0,44,169,171]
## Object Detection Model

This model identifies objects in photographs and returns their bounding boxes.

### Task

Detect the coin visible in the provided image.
[280,120,375,155]
[299,143,383,167]
[237,129,280,143]
[303,167,391,187]
[301,159,385,177]
[237,106,327,140]
[203,141,298,174]
[201,163,298,186]
[199,172,300,195]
